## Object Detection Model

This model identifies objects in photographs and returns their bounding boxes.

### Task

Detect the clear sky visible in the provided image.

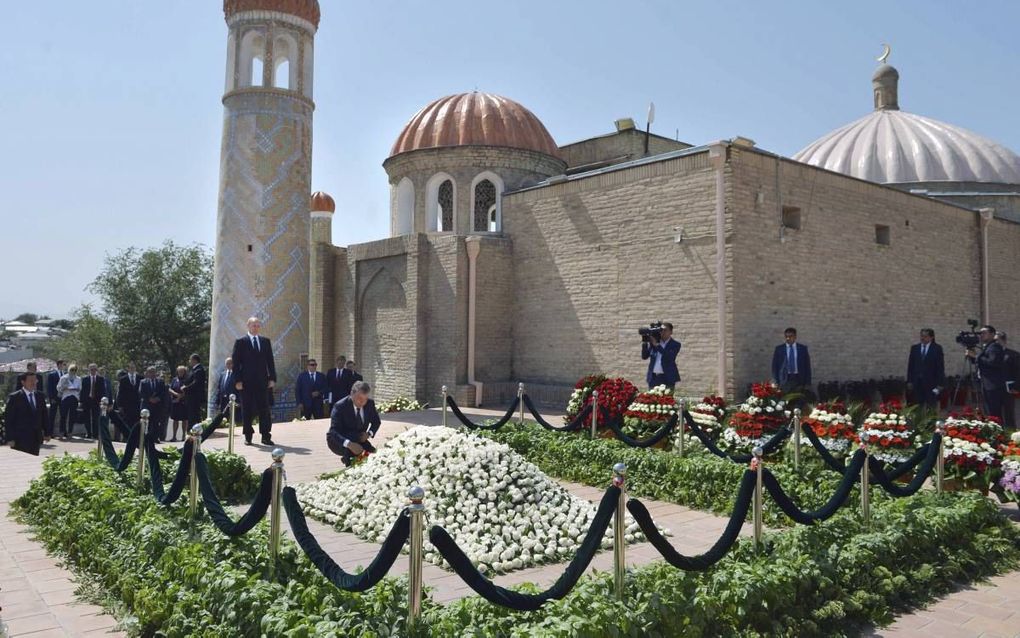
[2,0,1017,320]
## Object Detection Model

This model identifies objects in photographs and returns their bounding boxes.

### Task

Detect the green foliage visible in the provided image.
[427,492,1020,637]
[86,240,213,368]
[156,447,261,504]
[483,422,846,526]
[13,455,415,637]
[49,304,127,370]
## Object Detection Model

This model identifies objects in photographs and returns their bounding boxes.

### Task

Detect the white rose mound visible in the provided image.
[295,426,650,574]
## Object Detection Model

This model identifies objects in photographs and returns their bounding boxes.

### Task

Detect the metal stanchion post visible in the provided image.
[860,435,871,525]
[441,385,448,428]
[189,424,202,519]
[612,462,627,601]
[752,446,763,551]
[590,390,599,439]
[98,397,109,456]
[228,393,237,455]
[269,448,286,576]
[676,398,686,458]
[518,382,525,425]
[793,408,802,472]
[935,420,945,497]
[407,486,425,627]
[137,409,148,491]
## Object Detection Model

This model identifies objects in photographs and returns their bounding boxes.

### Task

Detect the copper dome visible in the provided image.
[310,191,335,213]
[223,0,320,27]
[390,92,560,159]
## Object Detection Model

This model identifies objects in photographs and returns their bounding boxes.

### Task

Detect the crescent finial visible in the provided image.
[877,43,891,64]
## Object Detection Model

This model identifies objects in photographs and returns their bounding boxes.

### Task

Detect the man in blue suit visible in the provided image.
[772,328,812,393]
[45,360,65,439]
[326,381,381,466]
[641,322,681,389]
[295,359,328,419]
[907,328,945,408]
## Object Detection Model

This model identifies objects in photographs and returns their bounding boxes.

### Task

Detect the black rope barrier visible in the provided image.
[799,422,849,474]
[97,415,141,473]
[282,487,410,592]
[883,440,935,481]
[867,434,942,497]
[428,485,620,611]
[683,411,790,464]
[603,412,678,448]
[107,411,134,439]
[445,395,520,430]
[194,454,273,536]
[200,410,227,443]
[761,450,867,524]
[522,394,591,433]
[628,470,755,571]
[147,438,194,506]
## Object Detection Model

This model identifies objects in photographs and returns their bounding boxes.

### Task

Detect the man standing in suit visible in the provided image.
[966,325,1006,418]
[15,361,44,391]
[326,381,381,466]
[45,360,65,439]
[80,363,107,440]
[231,316,277,446]
[772,328,812,394]
[640,323,681,390]
[296,359,327,419]
[182,354,208,427]
[337,360,364,400]
[116,362,143,431]
[996,332,1019,429]
[4,372,47,455]
[140,367,167,441]
[907,329,945,409]
[216,357,240,422]
[326,355,347,405]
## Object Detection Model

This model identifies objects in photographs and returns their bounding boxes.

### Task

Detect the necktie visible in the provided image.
[252,336,259,352]
[787,345,796,374]
[922,345,928,358]
[357,407,364,426]
[91,376,96,398]
[28,392,35,410]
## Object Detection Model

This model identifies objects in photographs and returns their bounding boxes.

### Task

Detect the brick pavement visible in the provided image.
[2,407,1019,636]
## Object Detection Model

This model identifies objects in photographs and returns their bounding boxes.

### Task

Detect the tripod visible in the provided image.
[949,354,981,410]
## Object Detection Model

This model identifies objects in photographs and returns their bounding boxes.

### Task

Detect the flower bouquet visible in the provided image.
[688,395,727,439]
[378,396,428,413]
[801,401,857,456]
[997,432,1020,505]
[942,408,1004,493]
[720,382,788,454]
[860,400,917,465]
[564,374,607,424]
[623,385,676,442]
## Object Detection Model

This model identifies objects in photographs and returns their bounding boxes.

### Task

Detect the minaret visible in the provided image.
[209,0,319,420]
[307,191,335,370]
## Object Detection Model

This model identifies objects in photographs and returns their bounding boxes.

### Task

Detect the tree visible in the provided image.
[13,313,39,324]
[87,241,213,369]
[49,305,126,370]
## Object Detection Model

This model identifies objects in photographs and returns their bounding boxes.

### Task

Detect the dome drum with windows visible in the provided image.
[383,92,566,236]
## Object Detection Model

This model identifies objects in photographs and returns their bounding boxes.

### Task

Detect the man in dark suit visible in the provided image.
[80,363,108,440]
[907,328,945,408]
[116,362,143,432]
[182,354,208,427]
[966,325,1006,418]
[231,316,277,446]
[996,332,1019,429]
[45,360,64,438]
[326,381,381,466]
[771,327,812,393]
[640,323,681,390]
[140,367,167,440]
[4,372,47,455]
[215,357,240,422]
[296,359,328,419]
[337,360,363,401]
[15,361,44,391]
[325,355,347,405]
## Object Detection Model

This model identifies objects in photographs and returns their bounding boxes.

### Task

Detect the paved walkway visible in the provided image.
[1,406,1019,636]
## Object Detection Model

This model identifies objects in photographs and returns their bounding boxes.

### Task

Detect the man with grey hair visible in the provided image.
[997,331,1018,429]
[326,380,381,466]
[231,316,277,446]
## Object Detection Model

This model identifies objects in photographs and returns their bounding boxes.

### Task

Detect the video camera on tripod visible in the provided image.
[955,319,982,349]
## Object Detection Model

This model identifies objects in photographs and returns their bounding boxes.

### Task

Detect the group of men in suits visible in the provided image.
[295,355,363,420]
[964,325,1020,423]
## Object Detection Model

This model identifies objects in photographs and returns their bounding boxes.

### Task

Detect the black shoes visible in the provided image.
[261,437,275,446]
[244,435,253,445]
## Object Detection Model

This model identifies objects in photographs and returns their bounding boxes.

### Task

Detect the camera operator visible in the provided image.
[640,322,681,390]
[997,332,1019,429]
[965,325,1006,418]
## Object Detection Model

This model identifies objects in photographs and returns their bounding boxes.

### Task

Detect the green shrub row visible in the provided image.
[483,422,849,526]
[154,446,261,504]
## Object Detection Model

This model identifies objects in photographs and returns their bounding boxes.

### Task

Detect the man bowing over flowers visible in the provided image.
[326,381,381,467]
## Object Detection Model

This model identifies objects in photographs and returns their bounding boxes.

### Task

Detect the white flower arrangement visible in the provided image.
[800,405,856,455]
[295,426,654,574]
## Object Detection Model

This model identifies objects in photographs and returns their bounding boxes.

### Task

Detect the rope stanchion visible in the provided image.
[590,390,599,439]
[935,421,945,496]
[442,386,448,428]
[761,450,867,524]
[188,425,202,519]
[146,437,194,506]
[269,448,285,576]
[867,433,942,498]
[522,394,591,433]
[137,410,149,490]
[445,394,520,430]
[860,438,871,525]
[613,463,627,601]
[676,399,686,458]
[752,447,764,551]
[281,486,410,592]
[792,408,802,472]
[517,383,525,425]
[98,397,109,457]
[603,413,678,448]
[408,486,425,627]
[628,470,755,571]
[228,393,237,455]
[194,454,274,536]
[428,483,620,611]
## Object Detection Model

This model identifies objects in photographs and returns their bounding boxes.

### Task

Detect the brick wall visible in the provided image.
[559,128,691,171]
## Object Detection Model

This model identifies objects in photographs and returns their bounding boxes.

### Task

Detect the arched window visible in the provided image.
[239,30,266,88]
[395,178,414,235]
[274,59,290,89]
[251,57,264,86]
[272,34,299,90]
[470,172,504,233]
[438,181,454,232]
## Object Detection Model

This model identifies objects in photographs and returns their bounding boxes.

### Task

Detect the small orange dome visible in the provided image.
[390,92,560,159]
[223,0,320,27]
[310,191,335,213]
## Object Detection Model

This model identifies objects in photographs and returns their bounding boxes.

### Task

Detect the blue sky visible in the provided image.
[2,0,1017,319]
